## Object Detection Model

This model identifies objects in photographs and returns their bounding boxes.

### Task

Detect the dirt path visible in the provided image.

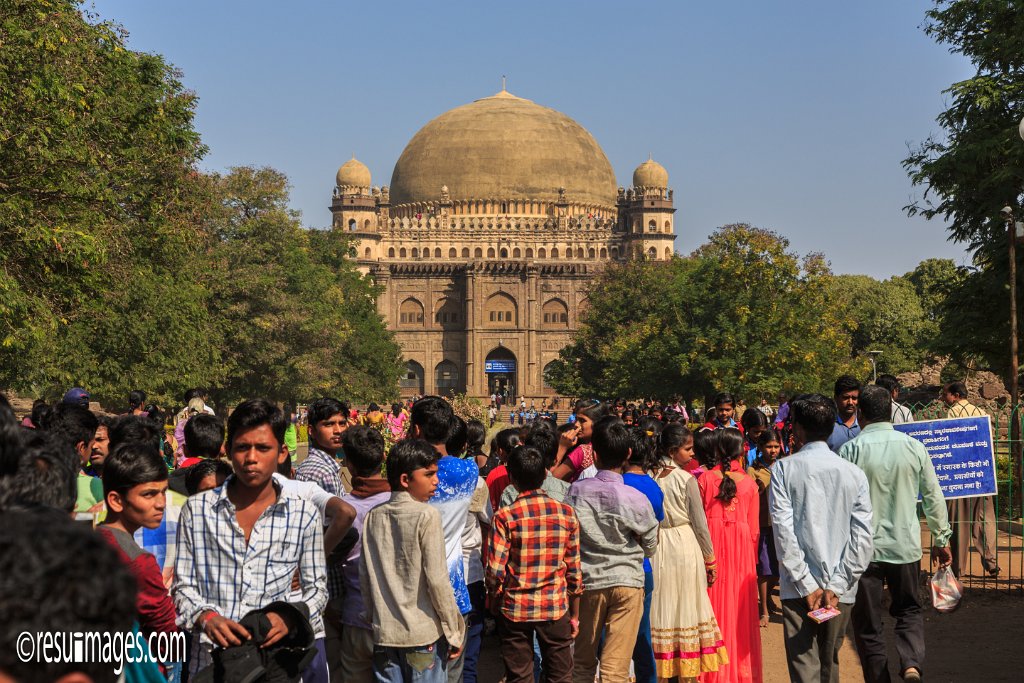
[477,586,1023,682]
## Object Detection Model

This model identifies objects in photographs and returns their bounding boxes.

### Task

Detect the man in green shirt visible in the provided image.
[839,384,951,683]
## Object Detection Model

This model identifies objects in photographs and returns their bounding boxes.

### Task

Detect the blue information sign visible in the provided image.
[485,359,516,373]
[893,416,997,500]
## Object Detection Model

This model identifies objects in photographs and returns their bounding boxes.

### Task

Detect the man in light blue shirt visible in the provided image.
[770,393,874,683]
[827,375,861,452]
[839,385,951,683]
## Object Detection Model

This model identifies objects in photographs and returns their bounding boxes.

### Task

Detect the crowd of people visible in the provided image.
[0,373,990,683]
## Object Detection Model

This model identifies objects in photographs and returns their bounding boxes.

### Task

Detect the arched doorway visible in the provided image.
[400,360,425,396]
[485,347,517,404]
[435,360,461,395]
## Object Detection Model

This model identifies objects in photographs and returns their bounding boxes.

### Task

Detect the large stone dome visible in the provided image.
[389,90,617,208]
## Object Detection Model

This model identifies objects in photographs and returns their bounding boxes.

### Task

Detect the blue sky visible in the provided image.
[90,0,976,277]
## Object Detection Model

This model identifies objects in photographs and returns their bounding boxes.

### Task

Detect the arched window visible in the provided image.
[600,247,607,258]
[576,248,584,258]
[434,248,441,258]
[542,299,569,327]
[551,247,559,258]
[525,248,534,258]
[449,248,457,258]
[435,360,461,394]
[348,219,356,231]
[484,292,518,328]
[487,247,496,258]
[513,247,521,258]
[565,248,573,259]
[500,248,508,258]
[364,247,371,258]
[388,247,396,258]
[400,360,424,394]
[364,219,372,230]
[474,247,483,258]
[398,298,424,326]
[647,247,657,259]
[648,219,657,232]
[411,248,419,258]
[610,246,618,259]
[462,247,470,258]
[435,298,461,327]
[538,248,547,258]
[665,247,673,259]
[501,202,508,214]
[399,247,407,258]
[664,221,671,232]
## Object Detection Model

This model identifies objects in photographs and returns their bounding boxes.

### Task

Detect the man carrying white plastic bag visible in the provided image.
[839,385,953,683]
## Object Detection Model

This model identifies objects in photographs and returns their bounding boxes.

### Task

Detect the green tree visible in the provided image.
[549,225,861,400]
[205,167,402,406]
[0,0,212,405]
[830,274,932,374]
[903,1,1024,377]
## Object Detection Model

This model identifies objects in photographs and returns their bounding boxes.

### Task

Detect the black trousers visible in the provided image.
[851,561,925,683]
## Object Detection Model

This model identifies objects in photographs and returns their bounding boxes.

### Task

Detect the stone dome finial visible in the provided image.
[337,156,371,188]
[632,157,668,189]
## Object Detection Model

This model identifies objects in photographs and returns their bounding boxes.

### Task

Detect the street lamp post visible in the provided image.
[1007,115,1024,513]
[867,350,882,383]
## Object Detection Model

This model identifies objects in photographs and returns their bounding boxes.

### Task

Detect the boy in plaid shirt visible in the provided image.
[486,445,582,683]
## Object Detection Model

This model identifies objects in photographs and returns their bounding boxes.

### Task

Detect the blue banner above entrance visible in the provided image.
[485,359,516,373]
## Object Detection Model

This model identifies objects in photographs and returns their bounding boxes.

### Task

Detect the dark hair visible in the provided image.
[108,415,163,452]
[507,445,547,491]
[445,416,468,457]
[368,402,380,412]
[386,439,440,490]
[834,375,862,397]
[308,397,349,428]
[591,416,630,469]
[714,427,745,505]
[524,421,559,468]
[128,390,147,411]
[391,403,402,417]
[0,431,78,513]
[185,459,233,496]
[183,413,225,459]
[183,387,204,404]
[859,385,892,424]
[627,425,659,473]
[0,510,137,683]
[227,399,286,448]
[658,423,693,462]
[30,399,50,429]
[713,392,735,408]
[102,442,168,498]
[875,374,900,395]
[341,425,386,477]
[495,427,521,459]
[636,415,664,441]
[757,429,780,448]
[791,393,837,442]
[410,396,455,445]
[740,407,769,433]
[43,403,98,453]
[574,398,609,423]
[465,419,487,458]
[944,381,968,399]
[693,427,717,468]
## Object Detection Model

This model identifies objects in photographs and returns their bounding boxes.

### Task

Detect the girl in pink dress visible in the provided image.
[698,428,762,683]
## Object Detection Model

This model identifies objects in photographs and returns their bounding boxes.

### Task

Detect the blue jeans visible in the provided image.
[302,638,329,683]
[374,640,450,683]
[631,571,656,683]
[462,582,486,683]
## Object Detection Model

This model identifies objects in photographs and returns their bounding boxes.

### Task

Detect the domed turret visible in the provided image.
[337,156,371,189]
[632,157,668,189]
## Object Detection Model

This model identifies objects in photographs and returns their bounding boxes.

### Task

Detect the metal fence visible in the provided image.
[905,400,1023,595]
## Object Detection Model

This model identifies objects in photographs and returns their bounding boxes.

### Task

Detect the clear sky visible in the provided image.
[90,0,976,278]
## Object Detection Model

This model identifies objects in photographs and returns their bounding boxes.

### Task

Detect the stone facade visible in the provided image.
[329,90,677,401]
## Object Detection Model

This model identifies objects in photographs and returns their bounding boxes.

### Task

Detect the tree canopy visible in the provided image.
[548,225,864,400]
[0,1,401,409]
